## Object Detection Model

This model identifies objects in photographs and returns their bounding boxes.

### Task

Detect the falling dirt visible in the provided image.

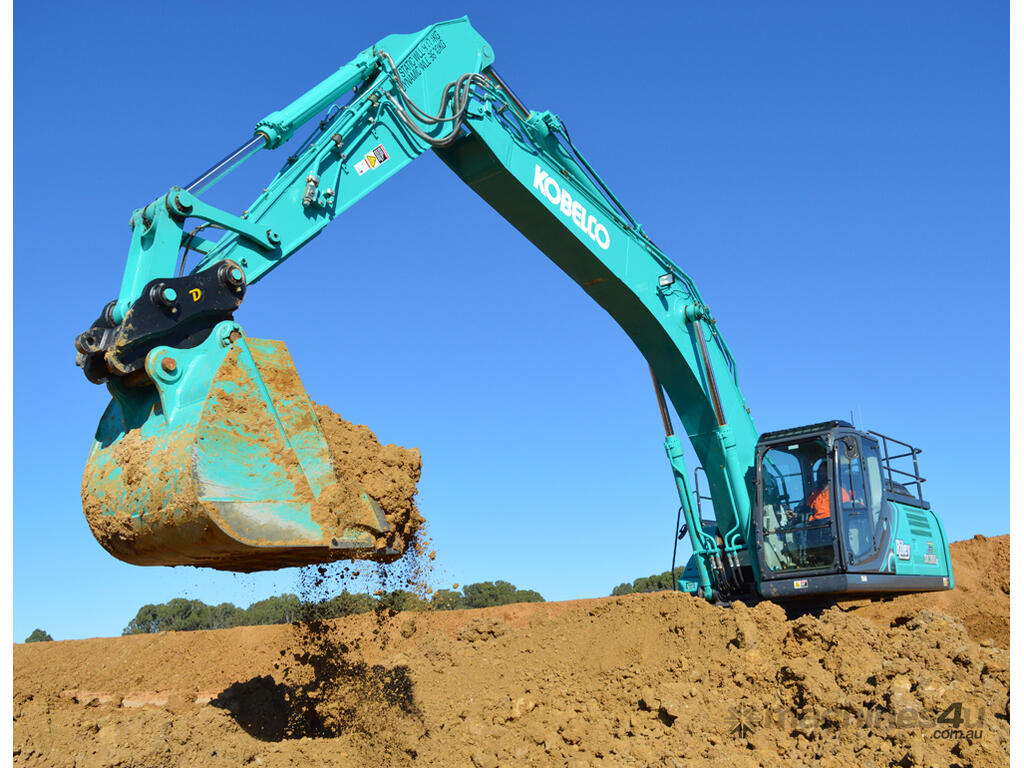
[14,535,1009,767]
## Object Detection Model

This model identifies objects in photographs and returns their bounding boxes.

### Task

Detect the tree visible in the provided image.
[24,629,52,643]
[123,598,242,634]
[208,601,246,629]
[458,581,545,609]
[463,580,515,608]
[321,590,376,618]
[512,589,544,604]
[119,578,546,635]
[123,603,165,634]
[244,594,301,625]
[610,569,678,596]
[431,589,464,611]
[378,589,426,613]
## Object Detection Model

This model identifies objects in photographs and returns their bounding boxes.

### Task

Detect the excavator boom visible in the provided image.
[76,17,953,598]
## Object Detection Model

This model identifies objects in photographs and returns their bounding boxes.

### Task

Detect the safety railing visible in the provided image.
[868,430,926,501]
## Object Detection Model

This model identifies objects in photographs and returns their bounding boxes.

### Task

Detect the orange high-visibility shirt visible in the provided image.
[807,486,851,521]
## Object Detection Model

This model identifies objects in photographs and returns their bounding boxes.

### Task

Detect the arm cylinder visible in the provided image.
[255,54,376,148]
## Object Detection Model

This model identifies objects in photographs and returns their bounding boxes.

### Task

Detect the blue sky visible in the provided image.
[14,1,1007,640]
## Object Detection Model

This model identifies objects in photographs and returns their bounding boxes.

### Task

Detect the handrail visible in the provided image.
[868,430,925,501]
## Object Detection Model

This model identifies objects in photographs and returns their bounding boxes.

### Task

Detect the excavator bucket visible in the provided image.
[81,321,396,572]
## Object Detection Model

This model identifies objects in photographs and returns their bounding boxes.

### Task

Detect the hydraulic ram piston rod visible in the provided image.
[185,134,269,195]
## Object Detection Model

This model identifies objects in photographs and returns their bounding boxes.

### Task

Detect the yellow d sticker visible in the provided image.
[189,288,202,302]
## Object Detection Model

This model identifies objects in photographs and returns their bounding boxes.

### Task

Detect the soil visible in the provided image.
[14,535,1009,767]
[313,403,423,557]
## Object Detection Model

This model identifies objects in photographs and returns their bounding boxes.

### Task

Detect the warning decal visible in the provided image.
[354,144,390,176]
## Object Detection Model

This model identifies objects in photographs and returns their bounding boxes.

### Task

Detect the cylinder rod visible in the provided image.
[693,320,727,426]
[184,134,268,195]
[649,365,675,437]
[485,66,530,119]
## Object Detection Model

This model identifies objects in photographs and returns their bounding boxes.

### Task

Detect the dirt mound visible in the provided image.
[14,536,1009,767]
[842,533,1009,650]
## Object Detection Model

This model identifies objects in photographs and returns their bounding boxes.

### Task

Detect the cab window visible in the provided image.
[759,438,835,572]
[862,438,884,530]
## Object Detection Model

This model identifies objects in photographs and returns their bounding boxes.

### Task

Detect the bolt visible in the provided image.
[161,357,178,374]
[151,283,177,308]
[219,262,246,288]
[173,194,192,214]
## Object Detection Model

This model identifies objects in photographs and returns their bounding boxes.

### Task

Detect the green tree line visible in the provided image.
[610,569,678,596]
[122,580,544,635]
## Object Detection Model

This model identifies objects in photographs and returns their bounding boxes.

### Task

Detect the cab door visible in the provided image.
[757,437,840,576]
[836,435,892,571]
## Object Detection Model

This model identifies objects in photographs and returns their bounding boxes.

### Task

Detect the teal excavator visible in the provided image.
[75,17,953,601]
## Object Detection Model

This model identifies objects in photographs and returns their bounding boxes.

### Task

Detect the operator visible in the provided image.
[806,462,851,522]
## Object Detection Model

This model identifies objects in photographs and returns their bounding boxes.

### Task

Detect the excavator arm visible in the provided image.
[74,17,761,594]
[76,17,952,600]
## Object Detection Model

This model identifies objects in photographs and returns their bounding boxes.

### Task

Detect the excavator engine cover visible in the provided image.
[81,321,394,572]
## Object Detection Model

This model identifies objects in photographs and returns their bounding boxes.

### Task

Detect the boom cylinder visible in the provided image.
[649,365,675,437]
[693,320,726,427]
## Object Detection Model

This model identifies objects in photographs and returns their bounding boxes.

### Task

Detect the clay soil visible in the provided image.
[313,403,424,556]
[14,535,1009,768]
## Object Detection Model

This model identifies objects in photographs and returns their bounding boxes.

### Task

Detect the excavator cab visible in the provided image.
[752,421,954,598]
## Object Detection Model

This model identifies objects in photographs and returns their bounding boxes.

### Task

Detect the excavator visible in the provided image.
[74,17,953,602]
